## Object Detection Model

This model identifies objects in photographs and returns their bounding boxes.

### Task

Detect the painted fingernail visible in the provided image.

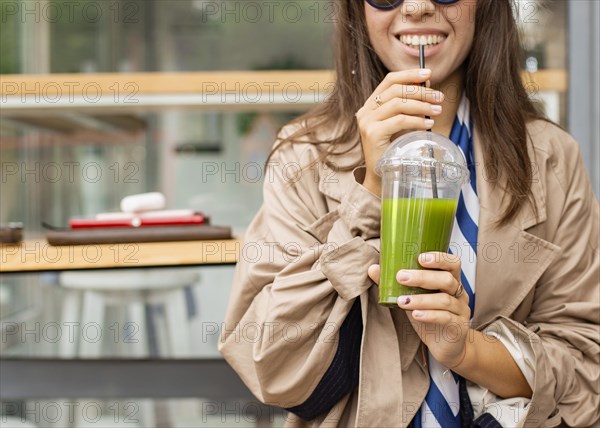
[425,119,435,128]
[397,270,411,282]
[419,68,432,76]
[431,105,442,113]
[412,310,425,318]
[421,253,434,263]
[398,296,411,306]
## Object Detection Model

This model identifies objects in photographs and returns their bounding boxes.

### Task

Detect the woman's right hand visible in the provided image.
[355,69,445,196]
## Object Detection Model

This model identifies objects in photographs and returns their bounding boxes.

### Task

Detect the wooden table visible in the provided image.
[0,238,254,409]
[0,239,240,273]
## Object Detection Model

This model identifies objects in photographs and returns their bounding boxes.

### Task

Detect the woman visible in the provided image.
[219,1,599,426]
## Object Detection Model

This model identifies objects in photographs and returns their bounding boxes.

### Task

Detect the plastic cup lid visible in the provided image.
[375,131,470,185]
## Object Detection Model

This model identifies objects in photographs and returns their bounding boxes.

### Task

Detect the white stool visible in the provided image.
[59,269,200,358]
[58,268,201,428]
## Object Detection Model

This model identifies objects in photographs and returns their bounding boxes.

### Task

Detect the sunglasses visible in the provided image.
[366,0,460,10]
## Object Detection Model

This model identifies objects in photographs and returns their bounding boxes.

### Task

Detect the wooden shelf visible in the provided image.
[0,69,565,116]
[0,70,336,115]
[0,239,240,273]
[522,69,568,93]
[1,71,335,95]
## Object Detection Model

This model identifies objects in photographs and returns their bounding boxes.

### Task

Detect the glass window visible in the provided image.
[45,0,334,73]
[1,0,335,361]
[0,2,21,74]
[517,0,568,126]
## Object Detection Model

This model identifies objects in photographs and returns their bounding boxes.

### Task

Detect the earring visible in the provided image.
[350,27,358,76]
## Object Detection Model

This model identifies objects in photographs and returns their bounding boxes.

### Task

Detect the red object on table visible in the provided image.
[69,213,207,229]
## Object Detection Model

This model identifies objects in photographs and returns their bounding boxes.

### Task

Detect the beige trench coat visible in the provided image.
[219,120,600,427]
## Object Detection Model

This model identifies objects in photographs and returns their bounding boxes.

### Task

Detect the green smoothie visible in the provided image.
[379,197,457,306]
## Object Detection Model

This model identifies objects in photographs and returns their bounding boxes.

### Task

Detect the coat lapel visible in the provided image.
[472,127,560,325]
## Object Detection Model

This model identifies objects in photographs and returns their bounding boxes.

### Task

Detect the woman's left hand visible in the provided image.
[368,252,471,369]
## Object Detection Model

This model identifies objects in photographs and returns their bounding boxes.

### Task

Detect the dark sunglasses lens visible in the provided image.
[367,0,460,9]
[367,0,403,10]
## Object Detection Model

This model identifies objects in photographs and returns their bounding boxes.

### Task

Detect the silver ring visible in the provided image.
[453,281,464,298]
[374,95,382,108]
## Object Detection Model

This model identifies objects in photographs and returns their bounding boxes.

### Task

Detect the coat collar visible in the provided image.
[473,126,547,230]
[471,125,559,325]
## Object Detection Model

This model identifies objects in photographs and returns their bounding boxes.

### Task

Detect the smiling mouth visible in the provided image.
[398,34,447,49]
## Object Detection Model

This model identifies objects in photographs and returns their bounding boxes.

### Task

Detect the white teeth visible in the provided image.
[399,34,446,47]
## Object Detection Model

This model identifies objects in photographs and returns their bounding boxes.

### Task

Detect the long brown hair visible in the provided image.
[268,0,543,226]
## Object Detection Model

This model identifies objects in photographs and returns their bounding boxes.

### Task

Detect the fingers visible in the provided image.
[368,264,380,285]
[375,68,434,95]
[396,267,457,294]
[396,252,469,307]
[367,69,444,112]
[357,98,441,145]
[359,84,444,121]
[418,252,462,282]
[373,98,443,121]
[359,69,444,120]
[398,292,471,319]
[377,84,444,106]
[377,114,435,136]
[408,309,467,327]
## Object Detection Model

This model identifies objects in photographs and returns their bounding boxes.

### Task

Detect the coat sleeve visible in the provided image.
[218,138,381,416]
[517,135,600,427]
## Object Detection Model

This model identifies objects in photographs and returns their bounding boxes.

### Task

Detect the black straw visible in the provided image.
[420,44,438,198]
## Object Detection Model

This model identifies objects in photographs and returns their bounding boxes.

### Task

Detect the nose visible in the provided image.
[400,0,436,19]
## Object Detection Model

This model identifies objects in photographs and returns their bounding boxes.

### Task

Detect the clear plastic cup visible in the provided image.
[375,131,470,307]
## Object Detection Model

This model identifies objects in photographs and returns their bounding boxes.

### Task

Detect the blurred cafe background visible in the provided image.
[0,1,598,427]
